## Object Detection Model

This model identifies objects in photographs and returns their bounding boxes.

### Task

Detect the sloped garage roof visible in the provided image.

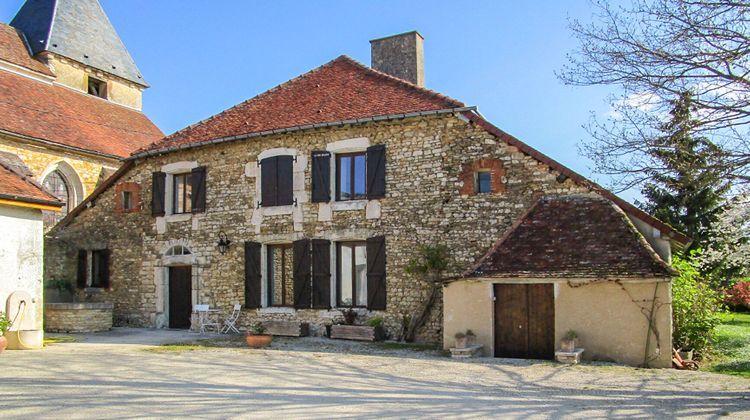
[463,195,677,279]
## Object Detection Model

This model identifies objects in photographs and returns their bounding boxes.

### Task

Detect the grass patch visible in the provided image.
[373,341,441,352]
[144,335,246,352]
[705,311,750,378]
[43,335,76,346]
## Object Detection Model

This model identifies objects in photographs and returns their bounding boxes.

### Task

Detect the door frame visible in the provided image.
[157,241,199,329]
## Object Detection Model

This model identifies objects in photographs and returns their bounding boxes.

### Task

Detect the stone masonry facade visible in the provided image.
[46,113,589,343]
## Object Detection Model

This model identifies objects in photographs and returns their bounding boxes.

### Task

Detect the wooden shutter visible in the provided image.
[277,155,294,206]
[311,239,331,309]
[76,250,87,289]
[366,236,387,310]
[366,145,386,199]
[311,151,331,203]
[260,157,277,207]
[98,249,110,288]
[293,239,312,309]
[244,241,262,308]
[191,166,207,213]
[151,171,166,216]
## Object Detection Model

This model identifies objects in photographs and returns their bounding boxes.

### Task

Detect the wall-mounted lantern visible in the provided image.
[217,231,231,255]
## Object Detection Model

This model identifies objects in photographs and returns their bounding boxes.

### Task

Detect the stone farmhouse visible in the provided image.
[46,30,688,367]
[0,0,162,231]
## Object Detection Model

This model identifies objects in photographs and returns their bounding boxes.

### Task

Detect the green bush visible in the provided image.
[672,254,723,355]
[0,312,10,336]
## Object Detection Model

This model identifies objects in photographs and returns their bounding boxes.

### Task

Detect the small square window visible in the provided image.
[121,191,133,210]
[88,76,107,98]
[476,171,492,193]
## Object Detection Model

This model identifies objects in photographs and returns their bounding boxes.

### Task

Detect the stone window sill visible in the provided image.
[331,200,367,211]
[164,213,192,223]
[257,307,296,314]
[260,205,295,216]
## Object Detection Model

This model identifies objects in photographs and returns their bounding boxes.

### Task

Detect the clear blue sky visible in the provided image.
[2,1,627,196]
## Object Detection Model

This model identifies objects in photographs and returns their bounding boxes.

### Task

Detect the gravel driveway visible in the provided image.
[1,328,749,418]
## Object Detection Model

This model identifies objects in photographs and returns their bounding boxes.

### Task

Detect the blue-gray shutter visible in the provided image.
[260,157,277,207]
[151,171,166,216]
[312,239,331,309]
[191,166,207,213]
[244,241,262,308]
[311,151,331,203]
[366,145,386,199]
[293,239,312,308]
[366,236,386,310]
[277,156,294,206]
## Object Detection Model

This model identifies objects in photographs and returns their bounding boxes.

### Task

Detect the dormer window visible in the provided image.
[88,76,107,99]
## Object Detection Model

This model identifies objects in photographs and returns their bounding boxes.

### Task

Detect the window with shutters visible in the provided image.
[337,242,367,307]
[172,173,193,214]
[267,244,294,307]
[260,155,294,207]
[77,249,110,289]
[336,152,366,201]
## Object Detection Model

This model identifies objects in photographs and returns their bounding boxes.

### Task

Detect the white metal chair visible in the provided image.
[194,304,221,334]
[221,304,242,334]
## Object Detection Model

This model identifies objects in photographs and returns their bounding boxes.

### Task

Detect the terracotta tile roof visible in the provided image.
[0,160,62,207]
[0,69,163,158]
[137,55,463,154]
[0,23,54,76]
[464,195,677,279]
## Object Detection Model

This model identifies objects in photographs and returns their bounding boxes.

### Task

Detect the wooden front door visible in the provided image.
[494,284,554,360]
[168,266,192,329]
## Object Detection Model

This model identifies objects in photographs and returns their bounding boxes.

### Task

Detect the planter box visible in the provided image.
[330,325,384,341]
[262,321,309,337]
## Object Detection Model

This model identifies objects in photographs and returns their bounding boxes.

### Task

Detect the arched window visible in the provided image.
[165,245,192,256]
[42,170,72,229]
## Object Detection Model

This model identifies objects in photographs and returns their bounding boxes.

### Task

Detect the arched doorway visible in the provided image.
[42,170,72,229]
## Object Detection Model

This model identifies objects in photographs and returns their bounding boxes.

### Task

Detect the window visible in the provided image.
[172,173,193,214]
[476,171,492,194]
[260,156,294,207]
[336,152,366,201]
[267,244,293,307]
[42,170,72,230]
[88,76,107,98]
[90,250,109,288]
[121,191,133,210]
[77,249,110,289]
[337,242,367,307]
[165,245,192,256]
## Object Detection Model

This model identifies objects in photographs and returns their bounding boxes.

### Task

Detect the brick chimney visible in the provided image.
[370,31,424,87]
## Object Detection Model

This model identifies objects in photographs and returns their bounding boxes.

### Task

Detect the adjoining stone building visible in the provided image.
[0,0,162,231]
[46,31,688,367]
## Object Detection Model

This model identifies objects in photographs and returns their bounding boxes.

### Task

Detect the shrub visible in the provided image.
[249,322,266,335]
[0,312,10,336]
[672,254,723,355]
[724,280,750,310]
[367,317,384,328]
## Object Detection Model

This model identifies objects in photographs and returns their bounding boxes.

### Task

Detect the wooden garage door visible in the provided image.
[494,284,554,360]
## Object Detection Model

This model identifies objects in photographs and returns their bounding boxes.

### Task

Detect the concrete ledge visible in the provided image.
[450,345,484,358]
[46,302,114,310]
[555,348,584,364]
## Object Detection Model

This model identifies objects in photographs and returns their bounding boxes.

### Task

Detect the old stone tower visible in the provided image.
[0,0,162,229]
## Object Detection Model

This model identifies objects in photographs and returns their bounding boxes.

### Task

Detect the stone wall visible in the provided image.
[45,113,589,343]
[44,302,114,333]
[45,54,144,110]
[0,133,119,202]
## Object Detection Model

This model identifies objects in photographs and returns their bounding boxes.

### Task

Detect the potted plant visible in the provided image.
[561,330,578,352]
[455,331,467,349]
[0,312,11,353]
[466,329,477,347]
[342,308,357,325]
[245,322,272,348]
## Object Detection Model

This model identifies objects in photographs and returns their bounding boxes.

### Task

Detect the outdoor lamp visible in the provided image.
[217,231,231,255]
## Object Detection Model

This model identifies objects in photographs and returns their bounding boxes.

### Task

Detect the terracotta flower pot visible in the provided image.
[245,334,272,348]
[0,335,7,353]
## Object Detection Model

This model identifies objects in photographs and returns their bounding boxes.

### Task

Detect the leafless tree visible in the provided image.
[560,0,750,192]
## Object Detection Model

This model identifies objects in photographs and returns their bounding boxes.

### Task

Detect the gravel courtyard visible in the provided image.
[1,329,749,419]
